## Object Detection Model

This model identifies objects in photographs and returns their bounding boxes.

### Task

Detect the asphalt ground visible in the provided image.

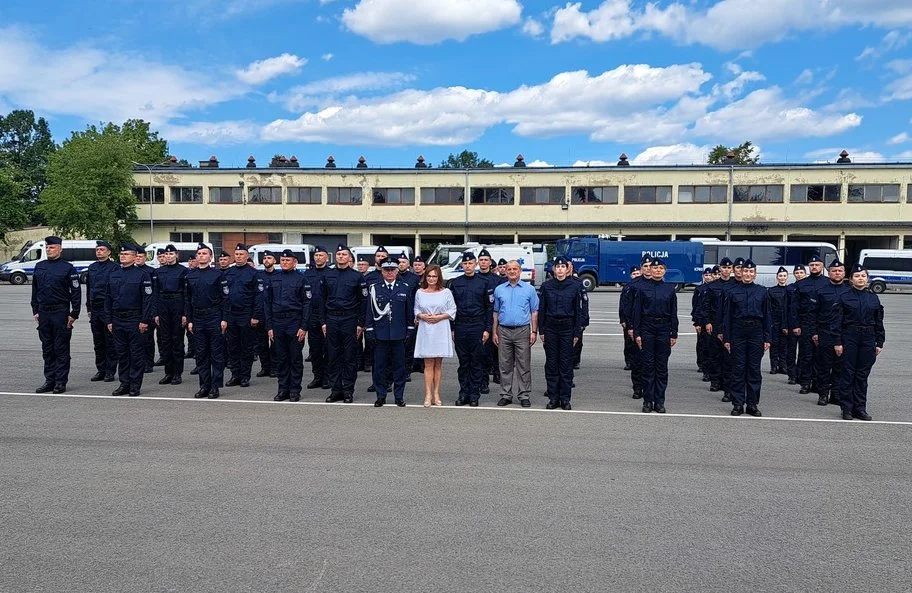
[2,286,911,592]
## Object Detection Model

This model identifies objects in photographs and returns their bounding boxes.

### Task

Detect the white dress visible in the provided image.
[414,288,457,358]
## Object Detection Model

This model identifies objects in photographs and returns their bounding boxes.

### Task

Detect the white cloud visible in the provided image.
[275,71,417,111]
[235,53,307,85]
[805,148,886,163]
[526,159,553,167]
[342,0,523,44]
[794,68,814,85]
[159,120,259,145]
[888,132,910,145]
[713,70,765,100]
[895,150,912,159]
[550,0,912,51]
[885,73,912,101]
[630,143,715,165]
[572,159,614,167]
[321,53,334,61]
[522,18,545,37]
[856,30,912,61]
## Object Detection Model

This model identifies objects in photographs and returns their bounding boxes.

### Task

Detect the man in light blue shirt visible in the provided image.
[492,260,539,407]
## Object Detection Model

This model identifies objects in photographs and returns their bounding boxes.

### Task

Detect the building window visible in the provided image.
[288,187,322,204]
[327,187,363,204]
[848,184,900,203]
[420,187,464,204]
[790,184,841,203]
[372,187,415,205]
[208,232,223,255]
[733,185,784,203]
[267,233,283,243]
[470,187,515,204]
[519,187,565,205]
[170,187,203,204]
[909,185,912,203]
[678,185,727,204]
[133,187,164,203]
[624,186,672,204]
[248,187,282,204]
[209,187,242,204]
[169,232,204,243]
[571,186,618,204]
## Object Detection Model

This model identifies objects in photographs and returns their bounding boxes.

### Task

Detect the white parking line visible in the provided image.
[2,391,910,426]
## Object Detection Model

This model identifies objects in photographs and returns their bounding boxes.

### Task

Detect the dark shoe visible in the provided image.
[817,395,828,406]
[367,384,376,393]
[520,399,531,408]
[842,410,854,420]
[239,379,250,388]
[306,378,322,389]
[343,395,353,403]
[374,399,385,407]
[787,377,797,385]
[52,384,66,394]
[103,374,115,382]
[171,375,182,385]
[571,381,576,388]
[709,383,721,392]
[632,390,642,400]
[269,371,277,378]
[642,402,653,413]
[654,405,666,414]
[112,385,130,396]
[144,366,153,374]
[225,377,240,387]
[701,373,710,382]
[852,411,873,421]
[154,358,165,366]
[746,406,762,417]
[326,393,344,403]
[828,393,840,405]
[769,368,778,375]
[90,371,105,382]
[492,374,501,384]
[799,385,811,394]
[469,400,479,407]
[497,397,511,407]
[321,382,329,389]
[573,363,580,370]
[305,355,312,362]
[274,391,290,401]
[405,374,411,383]
[395,400,406,407]
[129,390,140,397]
[546,400,560,410]
[184,352,194,359]
[190,368,199,375]
[721,393,732,403]
[193,388,209,399]
[560,402,572,411]
[289,394,300,402]
[480,385,490,394]
[159,375,174,385]
[256,368,270,378]
[454,398,466,406]
[35,382,54,393]
[623,364,631,371]
[731,406,743,416]
[207,389,220,399]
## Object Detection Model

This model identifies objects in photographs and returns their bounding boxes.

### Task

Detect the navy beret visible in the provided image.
[280,249,296,258]
[235,243,248,251]
[742,259,757,270]
[397,252,410,261]
[314,245,328,254]
[336,244,351,254]
[641,255,653,265]
[357,255,369,262]
[45,236,62,245]
[808,255,822,264]
[793,264,806,272]
[719,257,733,266]
[196,242,209,251]
[374,246,388,255]
[651,258,666,267]
[704,267,714,274]
[777,266,788,274]
[478,249,492,258]
[220,250,231,258]
[156,248,165,255]
[711,265,720,273]
[851,264,866,274]
[553,256,569,265]
[120,243,137,252]
[630,266,640,274]
[828,259,844,269]
[96,240,112,250]
[461,252,477,262]
[414,255,425,263]
[263,250,275,258]
[497,258,507,266]
[164,244,178,253]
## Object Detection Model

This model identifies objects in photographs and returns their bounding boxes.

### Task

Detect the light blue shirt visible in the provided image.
[493,280,539,327]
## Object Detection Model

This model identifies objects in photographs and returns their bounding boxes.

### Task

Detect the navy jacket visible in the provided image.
[832,288,886,348]
[104,265,154,325]
[85,259,118,314]
[364,278,415,341]
[153,263,188,309]
[184,266,227,322]
[691,282,712,326]
[223,263,259,318]
[254,268,279,321]
[722,282,772,343]
[264,268,313,332]
[449,273,493,332]
[323,266,366,327]
[631,279,679,339]
[813,281,851,338]
[31,257,81,318]
[795,273,829,328]
[303,266,329,328]
[539,277,585,340]
[767,284,789,333]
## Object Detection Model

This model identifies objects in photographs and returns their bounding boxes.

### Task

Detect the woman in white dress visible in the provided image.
[414,265,457,407]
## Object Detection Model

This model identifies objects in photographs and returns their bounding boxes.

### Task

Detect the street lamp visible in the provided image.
[132,159,174,243]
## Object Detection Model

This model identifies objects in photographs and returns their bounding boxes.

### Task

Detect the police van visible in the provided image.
[440,244,539,285]
[247,243,315,271]
[0,239,102,285]
[144,242,202,268]
[858,249,912,293]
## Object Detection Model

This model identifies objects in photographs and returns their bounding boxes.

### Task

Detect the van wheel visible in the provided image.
[10,272,27,285]
[870,281,886,294]
[580,273,597,292]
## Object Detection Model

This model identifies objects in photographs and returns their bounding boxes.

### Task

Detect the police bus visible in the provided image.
[857,249,912,293]
[691,239,839,287]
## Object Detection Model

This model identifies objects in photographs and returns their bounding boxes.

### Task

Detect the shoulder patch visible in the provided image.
[362,287,369,296]
[72,278,80,289]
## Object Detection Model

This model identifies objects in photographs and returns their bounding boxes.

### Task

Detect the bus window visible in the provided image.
[703,245,718,264]
[720,245,751,262]
[749,246,785,266]
[864,256,912,272]
[785,246,815,266]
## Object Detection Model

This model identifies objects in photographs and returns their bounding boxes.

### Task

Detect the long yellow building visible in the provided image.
[132,153,912,262]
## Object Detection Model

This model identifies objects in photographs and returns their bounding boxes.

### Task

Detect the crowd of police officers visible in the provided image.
[30,236,885,419]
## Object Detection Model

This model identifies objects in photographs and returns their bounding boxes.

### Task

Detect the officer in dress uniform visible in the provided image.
[813,260,850,406]
[323,244,365,403]
[86,240,118,382]
[722,260,771,417]
[624,257,653,399]
[364,247,390,393]
[785,265,807,384]
[105,243,154,397]
[767,266,790,375]
[365,259,415,407]
[691,267,715,380]
[185,243,228,399]
[707,258,736,401]
[265,249,315,402]
[631,258,678,413]
[153,244,188,386]
[304,246,331,388]
[223,243,259,388]
[153,248,168,366]
[254,250,279,379]
[619,266,642,372]
[794,255,830,394]
[833,264,885,421]
[449,252,493,406]
[31,236,81,394]
[133,249,155,373]
[539,256,585,410]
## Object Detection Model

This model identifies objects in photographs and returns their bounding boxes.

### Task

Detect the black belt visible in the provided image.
[643,316,670,322]
[846,324,875,332]
[114,310,141,319]
[39,304,68,313]
[229,306,252,313]
[455,314,484,323]
[326,309,356,316]
[193,307,218,316]
[273,311,302,320]
[500,324,529,329]
[545,317,574,328]
[91,299,105,306]
[735,319,761,327]
[160,293,183,300]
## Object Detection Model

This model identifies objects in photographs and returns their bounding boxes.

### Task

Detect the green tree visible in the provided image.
[0,109,57,225]
[80,118,168,164]
[0,171,28,243]
[707,141,760,165]
[438,150,494,169]
[38,131,137,245]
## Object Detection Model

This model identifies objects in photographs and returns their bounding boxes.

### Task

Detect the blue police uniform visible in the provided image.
[569,272,589,369]
[85,242,118,381]
[813,263,851,405]
[223,245,259,386]
[785,266,805,383]
[722,262,772,415]
[832,269,885,420]
[254,262,279,378]
[133,260,155,371]
[185,250,228,398]
[153,246,188,383]
[707,266,737,399]
[448,254,493,406]
[539,257,585,409]
[691,269,714,378]
[364,264,415,405]
[304,255,330,387]
[105,250,154,396]
[631,261,678,412]
[766,267,789,375]
[619,271,638,372]
[794,260,830,391]
[323,246,365,402]
[265,256,316,401]
[30,237,81,392]
[622,260,651,398]
[361,248,388,389]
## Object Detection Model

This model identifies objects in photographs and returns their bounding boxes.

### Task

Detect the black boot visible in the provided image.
[90,371,105,382]
[35,381,54,393]
[641,401,653,413]
[158,375,174,385]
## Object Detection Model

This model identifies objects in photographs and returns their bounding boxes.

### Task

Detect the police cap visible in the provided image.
[397,252,410,262]
[808,255,822,264]
[414,255,425,263]
[719,257,733,266]
[733,257,746,267]
[357,255,369,263]
[777,266,788,274]
[641,255,653,265]
[45,236,63,245]
[703,267,714,274]
[156,248,165,255]
[742,259,757,270]
[280,249,296,259]
[235,243,248,252]
[380,260,398,269]
[164,244,178,253]
[711,265,720,274]
[119,242,138,253]
[793,264,806,272]
[375,246,388,255]
[263,250,275,258]
[651,258,666,267]
[314,245,328,254]
[461,252,477,262]
[553,256,569,266]
[630,266,640,274]
[96,240,112,250]
[828,259,844,269]
[219,250,231,258]
[478,249,492,259]
[851,264,866,274]
[497,258,507,266]
[336,244,352,255]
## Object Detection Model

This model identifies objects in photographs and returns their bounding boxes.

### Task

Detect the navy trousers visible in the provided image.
[254,324,274,373]
[838,328,877,415]
[454,322,487,403]
[815,332,842,396]
[308,324,327,381]
[112,316,145,391]
[326,313,359,397]
[273,319,304,395]
[797,325,817,386]
[194,315,225,390]
[729,322,764,408]
[543,324,574,404]
[158,299,185,377]
[639,321,671,406]
[373,339,407,402]
[37,310,72,386]
[629,331,644,394]
[226,315,254,381]
[90,304,116,377]
[786,332,799,380]
[769,328,787,372]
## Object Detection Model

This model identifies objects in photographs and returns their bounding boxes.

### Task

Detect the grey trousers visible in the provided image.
[498,325,531,400]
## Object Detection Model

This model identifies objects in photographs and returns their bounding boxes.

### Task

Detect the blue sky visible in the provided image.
[1,0,911,167]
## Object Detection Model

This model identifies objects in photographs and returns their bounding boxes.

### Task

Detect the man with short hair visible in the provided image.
[185,243,228,399]
[153,244,188,385]
[254,250,279,378]
[492,260,539,408]
[304,246,331,388]
[133,249,155,373]
[223,243,259,387]
[86,240,118,382]
[785,265,807,384]
[449,252,492,406]
[813,260,850,405]
[266,250,315,402]
[153,248,168,367]
[323,244,365,403]
[794,255,829,394]
[364,260,414,407]
[106,243,154,397]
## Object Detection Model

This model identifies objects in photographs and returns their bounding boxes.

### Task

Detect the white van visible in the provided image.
[858,249,912,293]
[441,244,538,285]
[1,239,103,285]
[248,243,315,271]
[145,242,203,268]
[350,246,415,271]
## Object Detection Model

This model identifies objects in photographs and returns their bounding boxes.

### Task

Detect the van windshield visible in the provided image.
[555,241,570,257]
[20,248,42,262]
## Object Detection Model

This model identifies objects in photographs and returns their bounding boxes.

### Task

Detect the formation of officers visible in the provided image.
[31,236,885,420]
